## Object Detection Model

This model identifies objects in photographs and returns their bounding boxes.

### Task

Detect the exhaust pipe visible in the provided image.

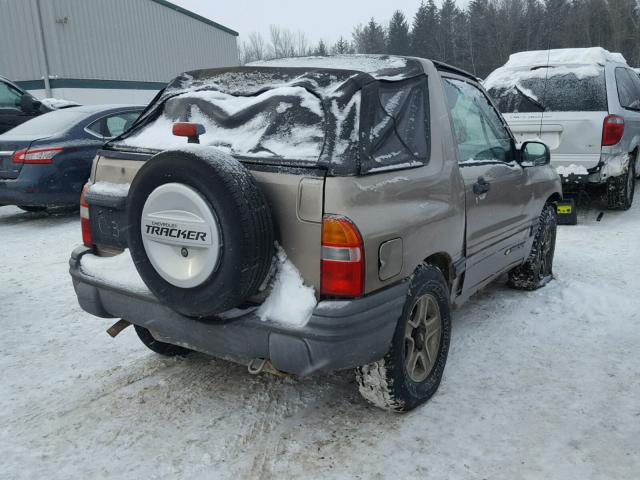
[106,319,132,338]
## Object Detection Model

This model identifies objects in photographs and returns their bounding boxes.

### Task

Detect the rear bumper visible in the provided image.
[552,152,631,185]
[69,246,407,375]
[0,176,78,207]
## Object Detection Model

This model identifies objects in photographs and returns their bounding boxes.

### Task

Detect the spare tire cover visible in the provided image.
[127,148,274,318]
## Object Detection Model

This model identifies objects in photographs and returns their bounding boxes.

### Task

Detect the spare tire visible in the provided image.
[127,148,274,318]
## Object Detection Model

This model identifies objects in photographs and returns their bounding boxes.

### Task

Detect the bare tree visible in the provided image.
[240,31,268,64]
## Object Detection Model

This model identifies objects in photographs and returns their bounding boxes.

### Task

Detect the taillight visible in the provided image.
[602,115,624,146]
[321,215,364,297]
[12,147,64,164]
[80,182,92,247]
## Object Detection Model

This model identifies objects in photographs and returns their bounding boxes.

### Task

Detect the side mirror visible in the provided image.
[520,141,550,167]
[20,94,41,114]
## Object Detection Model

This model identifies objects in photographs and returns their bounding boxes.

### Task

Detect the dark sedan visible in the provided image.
[0,104,143,211]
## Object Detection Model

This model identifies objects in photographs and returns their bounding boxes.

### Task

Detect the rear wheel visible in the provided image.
[508,203,557,290]
[356,264,451,412]
[607,159,635,210]
[134,325,191,357]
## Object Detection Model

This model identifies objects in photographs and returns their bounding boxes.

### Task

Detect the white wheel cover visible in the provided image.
[141,183,221,288]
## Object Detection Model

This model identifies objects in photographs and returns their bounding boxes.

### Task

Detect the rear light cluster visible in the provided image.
[80,182,92,247]
[602,115,624,146]
[321,215,364,297]
[12,147,63,164]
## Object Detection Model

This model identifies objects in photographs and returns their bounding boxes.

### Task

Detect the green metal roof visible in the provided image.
[150,0,239,36]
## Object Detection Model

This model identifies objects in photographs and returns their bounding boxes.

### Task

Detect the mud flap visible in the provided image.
[556,199,577,225]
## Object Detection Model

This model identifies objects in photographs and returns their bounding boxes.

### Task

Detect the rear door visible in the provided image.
[443,77,531,291]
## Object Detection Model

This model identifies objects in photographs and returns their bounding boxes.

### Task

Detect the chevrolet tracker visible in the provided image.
[69,55,562,412]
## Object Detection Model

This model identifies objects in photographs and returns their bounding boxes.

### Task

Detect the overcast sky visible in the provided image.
[171,0,438,47]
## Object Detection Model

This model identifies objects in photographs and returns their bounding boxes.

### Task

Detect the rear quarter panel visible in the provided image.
[324,63,466,295]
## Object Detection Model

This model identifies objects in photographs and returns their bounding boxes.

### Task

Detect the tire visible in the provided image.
[508,203,557,290]
[607,159,635,210]
[134,325,191,357]
[127,149,274,318]
[17,205,46,212]
[356,264,452,412]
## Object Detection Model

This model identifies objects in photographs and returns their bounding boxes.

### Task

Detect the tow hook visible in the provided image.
[106,319,132,338]
[247,358,290,378]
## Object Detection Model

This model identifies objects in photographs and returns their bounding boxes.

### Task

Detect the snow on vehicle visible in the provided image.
[69,55,562,412]
[485,47,640,210]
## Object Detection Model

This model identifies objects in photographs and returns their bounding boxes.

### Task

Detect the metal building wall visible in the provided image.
[0,0,239,84]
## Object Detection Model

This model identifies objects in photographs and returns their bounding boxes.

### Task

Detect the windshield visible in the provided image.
[487,68,607,113]
[4,109,88,137]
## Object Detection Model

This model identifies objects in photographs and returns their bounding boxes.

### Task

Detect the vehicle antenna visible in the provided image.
[538,42,552,139]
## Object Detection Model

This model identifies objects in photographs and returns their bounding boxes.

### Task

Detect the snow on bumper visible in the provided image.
[69,246,406,375]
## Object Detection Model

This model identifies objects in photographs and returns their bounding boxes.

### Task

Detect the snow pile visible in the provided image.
[556,164,588,176]
[80,249,149,294]
[257,246,316,328]
[40,97,80,109]
[88,181,130,198]
[250,54,408,78]
[504,47,626,68]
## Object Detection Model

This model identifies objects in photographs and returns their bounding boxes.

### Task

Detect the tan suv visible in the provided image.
[69,55,562,412]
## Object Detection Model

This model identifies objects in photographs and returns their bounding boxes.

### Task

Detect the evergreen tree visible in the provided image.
[353,18,386,54]
[438,0,460,64]
[314,39,328,56]
[387,10,411,55]
[410,0,440,60]
[332,36,350,54]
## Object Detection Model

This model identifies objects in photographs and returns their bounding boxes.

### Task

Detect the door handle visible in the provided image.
[473,176,490,195]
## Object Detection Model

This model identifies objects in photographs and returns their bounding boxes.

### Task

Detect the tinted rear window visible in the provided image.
[6,110,87,136]
[488,69,607,113]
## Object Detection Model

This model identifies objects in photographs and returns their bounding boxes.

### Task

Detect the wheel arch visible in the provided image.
[422,252,453,291]
[546,192,562,205]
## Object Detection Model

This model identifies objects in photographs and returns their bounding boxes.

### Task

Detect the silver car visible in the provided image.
[485,47,640,209]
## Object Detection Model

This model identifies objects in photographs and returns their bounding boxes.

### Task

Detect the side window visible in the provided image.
[86,118,106,137]
[615,68,640,110]
[105,112,139,137]
[362,77,430,173]
[86,112,140,138]
[0,82,23,109]
[443,78,513,163]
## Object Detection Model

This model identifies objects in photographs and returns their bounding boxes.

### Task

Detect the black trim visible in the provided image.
[453,257,466,277]
[97,148,152,161]
[149,0,239,36]
[433,60,478,82]
[16,79,167,91]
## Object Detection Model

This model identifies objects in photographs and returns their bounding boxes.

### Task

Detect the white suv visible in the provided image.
[485,47,640,209]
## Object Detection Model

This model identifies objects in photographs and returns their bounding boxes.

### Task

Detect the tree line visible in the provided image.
[240,0,640,78]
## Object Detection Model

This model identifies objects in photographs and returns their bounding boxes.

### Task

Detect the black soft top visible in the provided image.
[112,55,430,175]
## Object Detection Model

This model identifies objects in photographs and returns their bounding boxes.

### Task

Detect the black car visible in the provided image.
[0,76,74,134]
[0,104,143,211]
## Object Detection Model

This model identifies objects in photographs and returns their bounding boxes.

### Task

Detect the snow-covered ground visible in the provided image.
[1,200,639,479]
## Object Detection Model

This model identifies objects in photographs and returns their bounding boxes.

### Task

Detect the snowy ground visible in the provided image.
[1,199,639,479]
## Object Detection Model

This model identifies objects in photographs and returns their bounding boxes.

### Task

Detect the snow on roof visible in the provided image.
[249,55,421,81]
[483,47,624,91]
[504,47,626,68]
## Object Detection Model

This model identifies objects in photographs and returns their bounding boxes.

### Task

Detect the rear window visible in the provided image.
[6,109,87,136]
[487,68,607,113]
[118,87,325,162]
